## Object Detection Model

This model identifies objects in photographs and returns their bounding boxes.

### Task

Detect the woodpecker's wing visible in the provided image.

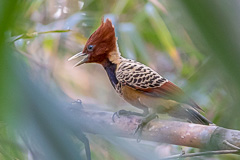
[116,60,203,112]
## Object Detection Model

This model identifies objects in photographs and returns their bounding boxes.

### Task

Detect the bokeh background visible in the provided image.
[1,0,240,159]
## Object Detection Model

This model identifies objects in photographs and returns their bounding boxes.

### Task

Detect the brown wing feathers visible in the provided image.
[117,60,166,89]
[116,60,204,112]
[144,81,204,112]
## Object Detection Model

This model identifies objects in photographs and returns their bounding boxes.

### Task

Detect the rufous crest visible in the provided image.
[68,18,120,66]
[82,18,118,64]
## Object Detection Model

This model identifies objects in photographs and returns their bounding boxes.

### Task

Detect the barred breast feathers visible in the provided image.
[116,59,168,90]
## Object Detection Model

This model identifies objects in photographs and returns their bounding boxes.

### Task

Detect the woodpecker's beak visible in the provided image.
[68,52,89,67]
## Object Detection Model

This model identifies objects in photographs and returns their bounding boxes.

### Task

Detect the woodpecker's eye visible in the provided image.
[87,45,94,51]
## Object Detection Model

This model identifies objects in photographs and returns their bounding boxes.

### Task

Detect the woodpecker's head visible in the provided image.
[68,18,120,66]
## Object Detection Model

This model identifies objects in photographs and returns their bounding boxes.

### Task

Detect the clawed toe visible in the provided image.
[134,122,144,142]
[112,111,120,122]
[133,113,158,142]
[112,110,128,122]
[112,110,144,123]
[112,110,158,142]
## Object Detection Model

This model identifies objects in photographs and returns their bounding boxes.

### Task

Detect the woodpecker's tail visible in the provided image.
[185,108,213,125]
[168,105,213,125]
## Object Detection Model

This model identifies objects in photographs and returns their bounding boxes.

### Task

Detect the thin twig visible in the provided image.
[223,140,240,150]
[11,29,71,43]
[160,150,239,160]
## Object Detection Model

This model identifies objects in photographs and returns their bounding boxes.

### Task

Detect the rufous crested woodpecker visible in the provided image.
[68,19,213,137]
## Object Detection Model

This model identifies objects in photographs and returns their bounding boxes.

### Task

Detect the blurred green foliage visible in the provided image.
[0,0,240,160]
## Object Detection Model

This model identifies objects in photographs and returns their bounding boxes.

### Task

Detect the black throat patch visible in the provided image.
[103,60,118,88]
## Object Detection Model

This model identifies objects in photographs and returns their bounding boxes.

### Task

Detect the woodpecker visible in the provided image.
[69,19,213,139]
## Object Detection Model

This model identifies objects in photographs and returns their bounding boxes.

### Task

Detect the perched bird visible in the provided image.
[69,18,213,139]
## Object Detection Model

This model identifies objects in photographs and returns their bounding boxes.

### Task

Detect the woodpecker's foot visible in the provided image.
[134,113,158,142]
[112,110,144,122]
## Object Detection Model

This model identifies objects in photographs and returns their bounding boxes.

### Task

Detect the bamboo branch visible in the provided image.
[160,150,239,160]
[68,104,240,153]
